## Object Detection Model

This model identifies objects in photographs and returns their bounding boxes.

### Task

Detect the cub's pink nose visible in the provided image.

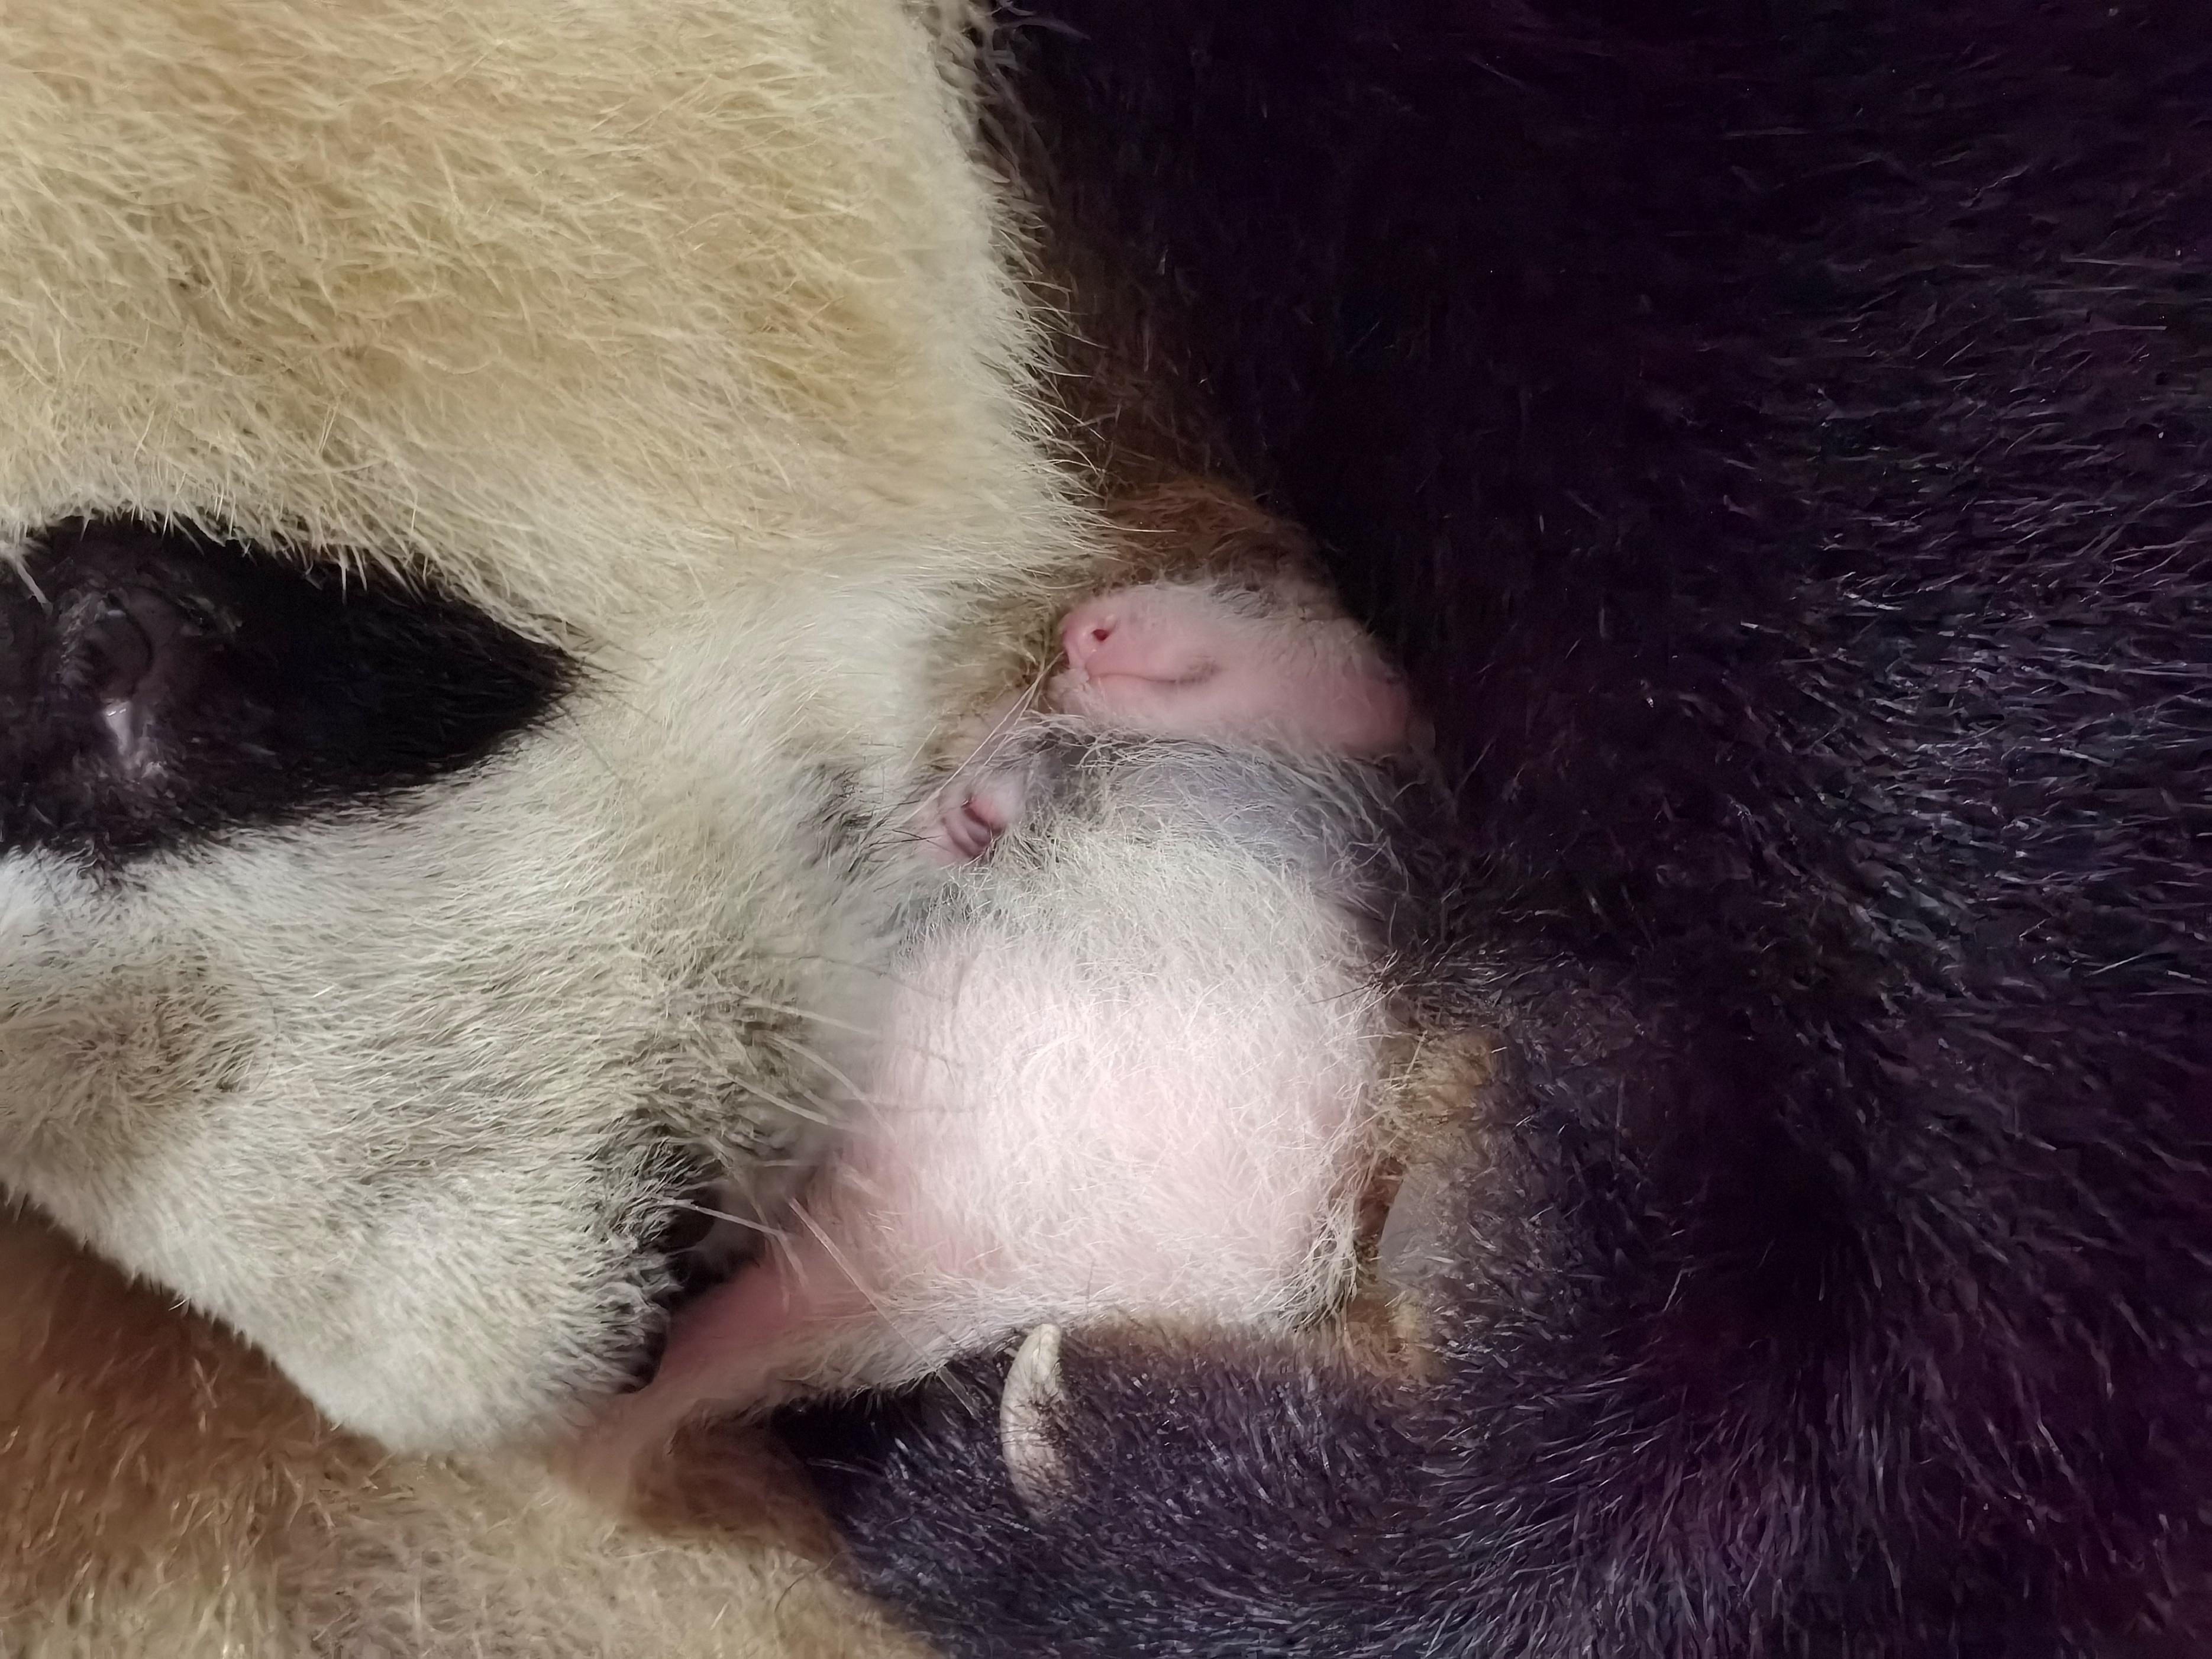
[1059,598,1122,674]
[1058,590,1217,689]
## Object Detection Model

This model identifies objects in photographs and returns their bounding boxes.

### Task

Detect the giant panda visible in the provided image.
[4,3,2208,1659]
[0,0,1063,1650]
[770,2,2212,1655]
[0,1,1431,1651]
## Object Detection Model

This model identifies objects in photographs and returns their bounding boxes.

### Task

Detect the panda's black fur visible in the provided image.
[777,3,2212,1653]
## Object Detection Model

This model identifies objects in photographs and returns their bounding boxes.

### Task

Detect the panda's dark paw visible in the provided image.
[771,1324,1417,1659]
[771,1337,1028,1543]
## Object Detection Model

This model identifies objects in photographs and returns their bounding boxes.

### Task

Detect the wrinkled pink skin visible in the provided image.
[1053,582,1412,754]
[577,577,1411,1484]
[920,578,1413,863]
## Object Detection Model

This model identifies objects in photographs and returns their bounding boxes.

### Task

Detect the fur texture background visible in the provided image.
[0,0,1100,1451]
[778,3,2212,1654]
[0,1210,935,1657]
[0,0,1061,1649]
[0,0,1067,635]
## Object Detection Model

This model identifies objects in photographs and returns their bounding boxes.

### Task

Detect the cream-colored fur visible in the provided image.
[0,1209,928,1657]
[0,0,1086,1449]
[0,0,1080,1649]
[0,0,1419,1651]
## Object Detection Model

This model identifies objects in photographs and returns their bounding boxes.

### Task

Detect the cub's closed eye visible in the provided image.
[0,517,576,867]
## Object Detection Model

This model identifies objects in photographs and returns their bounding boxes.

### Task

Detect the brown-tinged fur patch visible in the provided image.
[0,1209,931,1657]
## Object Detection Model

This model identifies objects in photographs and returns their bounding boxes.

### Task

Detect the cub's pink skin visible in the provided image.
[1054,579,1412,759]
[919,754,1029,865]
[577,575,1405,1488]
[916,692,1035,866]
[918,577,1413,864]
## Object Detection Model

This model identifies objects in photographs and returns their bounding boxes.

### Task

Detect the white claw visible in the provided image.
[998,1322,1070,1518]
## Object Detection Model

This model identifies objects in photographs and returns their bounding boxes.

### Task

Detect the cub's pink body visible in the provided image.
[592,577,1412,1471]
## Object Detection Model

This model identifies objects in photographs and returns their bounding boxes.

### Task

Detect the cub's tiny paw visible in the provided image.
[915,692,1035,864]
[918,767,1028,864]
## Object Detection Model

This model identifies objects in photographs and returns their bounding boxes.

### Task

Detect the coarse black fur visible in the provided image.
[0,518,573,867]
[775,2,2212,1654]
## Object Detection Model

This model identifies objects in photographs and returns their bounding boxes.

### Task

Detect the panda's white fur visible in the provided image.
[0,0,1071,1647]
[0,0,1084,1453]
[0,586,924,1449]
[0,0,1400,1652]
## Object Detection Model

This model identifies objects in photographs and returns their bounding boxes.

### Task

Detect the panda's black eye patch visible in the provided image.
[0,517,574,866]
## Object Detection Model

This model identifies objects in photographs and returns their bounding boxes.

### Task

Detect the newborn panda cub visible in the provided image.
[591,571,1413,1481]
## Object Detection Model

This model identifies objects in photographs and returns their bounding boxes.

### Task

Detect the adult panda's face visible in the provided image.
[0,515,903,1451]
[0,0,1078,1451]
